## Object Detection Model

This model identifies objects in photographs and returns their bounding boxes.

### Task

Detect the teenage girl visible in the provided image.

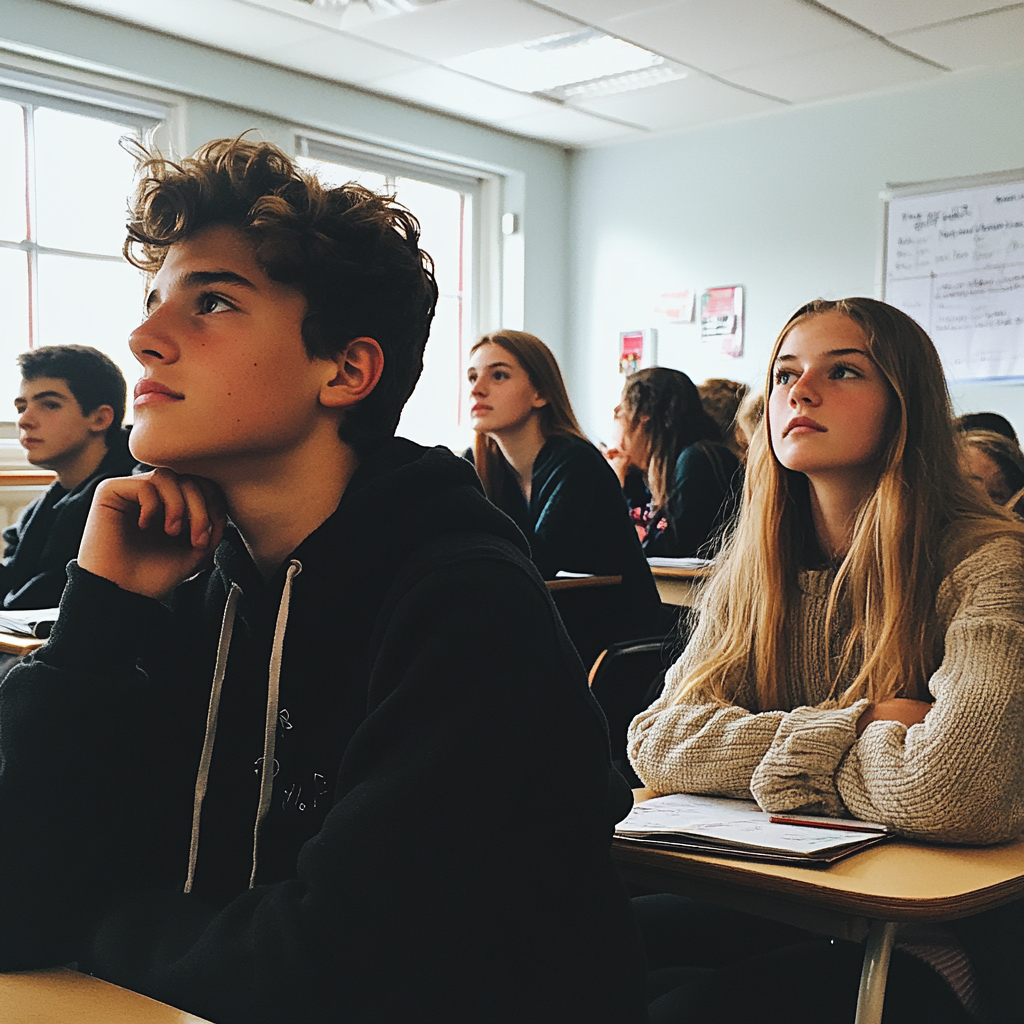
[628,298,1024,1023]
[466,330,663,665]
[610,367,741,558]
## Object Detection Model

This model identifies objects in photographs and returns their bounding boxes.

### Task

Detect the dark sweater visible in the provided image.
[477,435,664,660]
[642,441,742,559]
[0,429,138,609]
[0,438,646,1024]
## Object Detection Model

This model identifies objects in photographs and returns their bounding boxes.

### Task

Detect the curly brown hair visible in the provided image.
[124,136,438,454]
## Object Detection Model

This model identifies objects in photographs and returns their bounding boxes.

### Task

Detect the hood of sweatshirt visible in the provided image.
[177,438,533,898]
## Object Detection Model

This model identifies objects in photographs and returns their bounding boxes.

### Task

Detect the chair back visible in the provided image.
[588,637,668,767]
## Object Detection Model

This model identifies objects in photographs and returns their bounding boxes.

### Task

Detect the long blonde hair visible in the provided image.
[470,331,587,503]
[673,298,1023,710]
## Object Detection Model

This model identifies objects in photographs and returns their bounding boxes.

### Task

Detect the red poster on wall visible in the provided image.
[618,329,657,374]
[700,286,744,358]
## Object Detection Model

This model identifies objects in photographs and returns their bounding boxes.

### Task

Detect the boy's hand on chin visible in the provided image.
[79,469,227,600]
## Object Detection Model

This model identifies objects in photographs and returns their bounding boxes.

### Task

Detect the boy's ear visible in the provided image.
[87,404,115,437]
[319,337,385,410]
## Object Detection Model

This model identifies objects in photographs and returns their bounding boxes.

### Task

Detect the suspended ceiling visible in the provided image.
[30,0,1024,146]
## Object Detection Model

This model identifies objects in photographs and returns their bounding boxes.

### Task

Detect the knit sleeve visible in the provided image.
[833,537,1024,844]
[627,613,787,798]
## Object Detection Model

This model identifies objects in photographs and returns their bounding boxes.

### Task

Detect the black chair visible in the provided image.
[588,636,669,784]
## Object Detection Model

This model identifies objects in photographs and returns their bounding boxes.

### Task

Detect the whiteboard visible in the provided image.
[883,172,1024,383]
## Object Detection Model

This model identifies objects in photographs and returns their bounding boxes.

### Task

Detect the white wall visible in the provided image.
[567,62,1024,444]
[0,0,572,357]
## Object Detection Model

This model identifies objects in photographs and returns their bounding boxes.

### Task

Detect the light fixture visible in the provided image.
[300,0,443,15]
[444,29,686,100]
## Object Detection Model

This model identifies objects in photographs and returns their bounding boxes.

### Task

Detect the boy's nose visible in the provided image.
[130,306,180,365]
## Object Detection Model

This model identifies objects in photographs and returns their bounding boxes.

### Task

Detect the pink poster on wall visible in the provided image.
[700,286,744,358]
[618,329,657,374]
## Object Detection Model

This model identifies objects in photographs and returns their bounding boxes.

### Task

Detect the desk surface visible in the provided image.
[648,565,711,579]
[0,630,45,656]
[615,789,1024,926]
[546,574,622,591]
[0,968,213,1024]
[0,471,56,487]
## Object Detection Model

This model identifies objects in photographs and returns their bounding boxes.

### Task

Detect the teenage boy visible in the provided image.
[0,140,646,1024]
[0,345,136,609]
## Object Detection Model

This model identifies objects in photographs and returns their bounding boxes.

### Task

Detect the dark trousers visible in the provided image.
[634,894,972,1024]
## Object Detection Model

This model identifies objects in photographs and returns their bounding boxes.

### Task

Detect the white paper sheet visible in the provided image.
[617,793,882,856]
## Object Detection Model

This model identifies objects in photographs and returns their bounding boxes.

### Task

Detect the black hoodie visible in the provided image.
[0,439,646,1024]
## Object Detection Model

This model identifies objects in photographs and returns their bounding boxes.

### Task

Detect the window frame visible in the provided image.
[295,131,505,354]
[0,67,167,342]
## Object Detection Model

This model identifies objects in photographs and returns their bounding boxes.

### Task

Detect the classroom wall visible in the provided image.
[567,61,1024,444]
[0,0,572,357]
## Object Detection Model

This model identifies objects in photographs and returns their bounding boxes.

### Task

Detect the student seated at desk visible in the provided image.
[608,367,741,559]
[627,298,1024,1023]
[466,330,662,662]
[0,139,646,1024]
[1,345,136,610]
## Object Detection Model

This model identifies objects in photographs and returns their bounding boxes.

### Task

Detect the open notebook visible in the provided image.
[616,793,889,865]
[0,608,60,639]
[645,557,714,569]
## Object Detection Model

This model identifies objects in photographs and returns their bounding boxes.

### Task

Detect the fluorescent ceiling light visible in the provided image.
[445,29,686,100]
[303,0,442,16]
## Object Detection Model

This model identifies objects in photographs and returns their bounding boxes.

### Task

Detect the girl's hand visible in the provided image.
[78,469,227,601]
[856,698,932,737]
[602,445,631,487]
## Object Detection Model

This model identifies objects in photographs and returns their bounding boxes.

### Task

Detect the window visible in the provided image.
[0,71,166,421]
[298,136,499,452]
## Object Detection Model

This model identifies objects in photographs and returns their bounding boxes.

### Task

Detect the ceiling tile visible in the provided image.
[54,0,323,56]
[260,30,429,84]
[571,72,780,132]
[345,0,580,61]
[366,65,559,121]
[816,1,1018,36]
[536,0,679,24]
[499,105,643,145]
[725,39,940,102]
[891,6,1024,68]
[608,0,865,76]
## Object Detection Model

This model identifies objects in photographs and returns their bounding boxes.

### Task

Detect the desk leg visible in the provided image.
[854,920,897,1024]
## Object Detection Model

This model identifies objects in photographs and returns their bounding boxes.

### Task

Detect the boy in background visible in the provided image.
[1,345,135,609]
[0,140,645,1024]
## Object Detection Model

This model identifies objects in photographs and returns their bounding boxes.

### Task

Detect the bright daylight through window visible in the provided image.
[0,97,152,421]
[298,152,474,452]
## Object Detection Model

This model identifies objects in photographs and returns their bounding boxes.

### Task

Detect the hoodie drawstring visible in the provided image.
[185,581,242,894]
[183,559,303,895]
[250,559,302,889]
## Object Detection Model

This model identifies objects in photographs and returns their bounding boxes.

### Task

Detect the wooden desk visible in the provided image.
[0,967,213,1024]
[649,565,709,607]
[546,574,622,591]
[615,788,1024,1024]
[0,630,45,656]
[0,471,56,487]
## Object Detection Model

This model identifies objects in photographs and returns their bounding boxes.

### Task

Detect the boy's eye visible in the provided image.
[43,401,61,410]
[773,369,792,385]
[493,370,509,381]
[198,293,233,315]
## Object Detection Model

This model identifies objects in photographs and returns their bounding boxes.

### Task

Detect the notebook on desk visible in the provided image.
[645,557,714,569]
[616,793,889,865]
[0,607,60,638]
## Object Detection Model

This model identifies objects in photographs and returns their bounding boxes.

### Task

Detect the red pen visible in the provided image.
[769,813,890,834]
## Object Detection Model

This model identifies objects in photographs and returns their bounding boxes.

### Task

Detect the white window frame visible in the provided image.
[295,131,505,346]
[0,64,171,450]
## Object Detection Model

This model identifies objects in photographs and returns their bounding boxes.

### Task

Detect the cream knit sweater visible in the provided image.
[627,535,1024,844]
